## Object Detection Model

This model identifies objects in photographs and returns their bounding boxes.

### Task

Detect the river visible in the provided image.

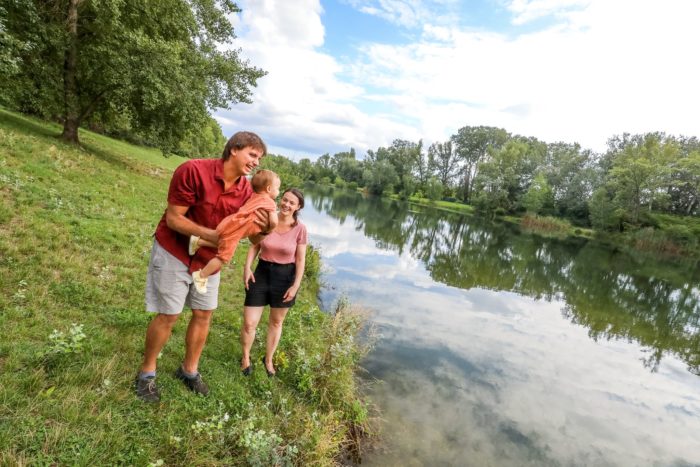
[302,185,700,467]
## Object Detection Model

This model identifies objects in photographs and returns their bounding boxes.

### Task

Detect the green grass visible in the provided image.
[651,212,700,235]
[0,108,373,466]
[405,195,475,215]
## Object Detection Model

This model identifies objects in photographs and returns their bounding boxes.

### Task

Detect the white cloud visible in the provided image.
[343,0,463,28]
[349,0,700,151]
[505,0,591,25]
[343,0,425,28]
[216,0,415,159]
[217,0,700,159]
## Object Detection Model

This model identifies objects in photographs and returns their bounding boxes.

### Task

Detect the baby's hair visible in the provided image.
[251,169,278,194]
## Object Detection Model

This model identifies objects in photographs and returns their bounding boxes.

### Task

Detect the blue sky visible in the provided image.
[216,0,700,160]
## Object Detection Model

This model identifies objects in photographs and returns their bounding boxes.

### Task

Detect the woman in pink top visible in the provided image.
[240,188,307,376]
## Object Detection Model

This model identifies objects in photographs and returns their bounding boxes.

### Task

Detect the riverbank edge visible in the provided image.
[0,108,373,465]
[384,190,700,262]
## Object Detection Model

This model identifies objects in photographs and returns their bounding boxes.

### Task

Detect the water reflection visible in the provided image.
[309,185,700,376]
[304,186,700,466]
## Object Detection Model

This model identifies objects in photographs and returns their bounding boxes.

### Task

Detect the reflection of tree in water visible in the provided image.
[308,186,700,375]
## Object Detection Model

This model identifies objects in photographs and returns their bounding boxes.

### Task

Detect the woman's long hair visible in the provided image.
[284,188,304,226]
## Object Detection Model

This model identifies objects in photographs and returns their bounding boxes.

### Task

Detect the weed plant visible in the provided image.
[0,108,373,465]
[627,227,697,258]
[520,214,573,238]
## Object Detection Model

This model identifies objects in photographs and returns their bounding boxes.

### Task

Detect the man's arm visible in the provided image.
[267,211,279,230]
[165,204,219,244]
[249,208,275,245]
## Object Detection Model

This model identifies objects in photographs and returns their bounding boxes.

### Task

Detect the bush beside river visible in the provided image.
[0,108,372,465]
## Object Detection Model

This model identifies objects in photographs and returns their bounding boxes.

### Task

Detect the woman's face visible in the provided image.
[279,191,301,216]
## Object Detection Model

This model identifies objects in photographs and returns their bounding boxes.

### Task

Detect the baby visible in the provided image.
[191,169,280,293]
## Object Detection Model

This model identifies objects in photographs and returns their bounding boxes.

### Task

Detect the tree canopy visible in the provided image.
[0,0,264,153]
[290,127,699,246]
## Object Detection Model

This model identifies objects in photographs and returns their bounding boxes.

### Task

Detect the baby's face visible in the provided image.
[269,176,281,199]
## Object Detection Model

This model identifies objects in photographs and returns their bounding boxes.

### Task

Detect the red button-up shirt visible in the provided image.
[154,158,253,273]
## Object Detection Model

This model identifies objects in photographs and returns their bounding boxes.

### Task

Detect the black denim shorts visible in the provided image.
[244,259,297,308]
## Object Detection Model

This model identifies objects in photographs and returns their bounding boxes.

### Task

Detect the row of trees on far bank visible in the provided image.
[265,127,700,235]
[0,0,262,156]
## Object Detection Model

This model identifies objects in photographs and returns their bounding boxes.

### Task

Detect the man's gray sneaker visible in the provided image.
[175,367,209,396]
[135,376,160,402]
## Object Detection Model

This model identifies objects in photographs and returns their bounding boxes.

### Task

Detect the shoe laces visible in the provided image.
[141,377,158,393]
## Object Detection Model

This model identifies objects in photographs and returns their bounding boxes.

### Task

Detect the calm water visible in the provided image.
[302,186,700,467]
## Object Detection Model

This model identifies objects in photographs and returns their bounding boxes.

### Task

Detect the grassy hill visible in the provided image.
[0,109,370,465]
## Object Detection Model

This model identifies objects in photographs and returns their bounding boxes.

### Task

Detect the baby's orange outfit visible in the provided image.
[215,193,276,263]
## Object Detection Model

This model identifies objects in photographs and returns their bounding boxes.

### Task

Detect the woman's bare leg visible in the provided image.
[264,307,290,374]
[241,306,264,369]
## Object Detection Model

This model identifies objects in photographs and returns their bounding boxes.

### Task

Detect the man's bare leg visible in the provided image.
[141,313,179,372]
[182,309,213,374]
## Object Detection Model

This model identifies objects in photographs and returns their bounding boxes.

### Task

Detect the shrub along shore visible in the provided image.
[0,108,372,466]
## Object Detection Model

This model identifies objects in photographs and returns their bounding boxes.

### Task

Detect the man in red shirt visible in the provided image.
[135,131,271,402]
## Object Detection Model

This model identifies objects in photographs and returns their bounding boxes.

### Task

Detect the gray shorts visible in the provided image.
[145,240,220,314]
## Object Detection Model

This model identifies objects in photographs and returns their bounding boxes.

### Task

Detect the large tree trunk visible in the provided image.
[61,0,81,143]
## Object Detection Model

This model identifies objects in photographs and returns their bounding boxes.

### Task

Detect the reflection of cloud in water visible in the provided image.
[363,309,700,465]
[324,256,700,465]
[307,213,394,258]
[305,196,700,466]
[365,350,562,466]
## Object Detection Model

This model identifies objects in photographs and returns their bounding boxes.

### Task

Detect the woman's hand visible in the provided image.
[244,267,255,290]
[282,284,299,302]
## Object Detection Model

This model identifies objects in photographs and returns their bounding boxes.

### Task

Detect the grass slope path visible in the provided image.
[0,109,371,466]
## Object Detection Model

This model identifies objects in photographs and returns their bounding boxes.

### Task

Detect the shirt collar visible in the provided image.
[213,158,225,182]
[214,158,245,194]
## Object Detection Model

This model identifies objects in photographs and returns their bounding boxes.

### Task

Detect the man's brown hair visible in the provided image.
[221,131,267,160]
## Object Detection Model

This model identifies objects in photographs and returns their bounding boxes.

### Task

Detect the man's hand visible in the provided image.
[267,211,278,231]
[252,208,273,234]
[199,228,219,246]
[165,204,219,245]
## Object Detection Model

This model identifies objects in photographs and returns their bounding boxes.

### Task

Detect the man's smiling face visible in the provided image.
[231,146,264,176]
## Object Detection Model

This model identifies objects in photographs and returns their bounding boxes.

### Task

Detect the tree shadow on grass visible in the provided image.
[1,107,168,177]
[0,108,62,140]
[80,141,140,171]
